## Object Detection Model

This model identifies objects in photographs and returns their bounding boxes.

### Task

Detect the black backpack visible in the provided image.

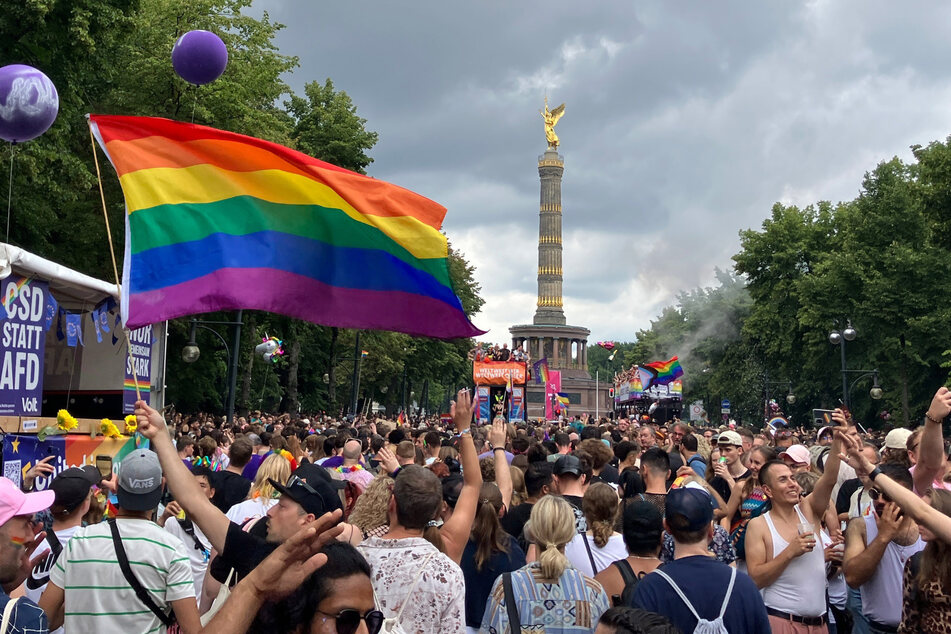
[611,559,643,607]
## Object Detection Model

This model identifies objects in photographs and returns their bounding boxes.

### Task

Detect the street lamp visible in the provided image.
[180,312,243,424]
[829,320,855,409]
[848,370,884,404]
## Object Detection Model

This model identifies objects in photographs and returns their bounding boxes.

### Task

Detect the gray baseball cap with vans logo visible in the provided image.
[117,449,164,511]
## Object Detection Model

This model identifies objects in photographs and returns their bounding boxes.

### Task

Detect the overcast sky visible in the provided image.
[255,1,951,343]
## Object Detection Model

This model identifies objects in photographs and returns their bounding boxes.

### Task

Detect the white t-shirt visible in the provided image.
[565,532,628,577]
[226,497,277,526]
[49,518,195,633]
[164,516,211,603]
[23,525,80,634]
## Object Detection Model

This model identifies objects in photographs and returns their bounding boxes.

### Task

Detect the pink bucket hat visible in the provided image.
[0,477,54,526]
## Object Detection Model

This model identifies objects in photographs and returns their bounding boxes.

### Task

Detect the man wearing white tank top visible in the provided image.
[746,415,847,634]
[842,464,925,633]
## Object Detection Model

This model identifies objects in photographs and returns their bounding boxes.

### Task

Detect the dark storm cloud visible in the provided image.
[252,1,951,340]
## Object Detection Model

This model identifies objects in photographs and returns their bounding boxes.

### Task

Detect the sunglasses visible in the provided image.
[286,474,319,496]
[868,488,892,503]
[315,608,384,634]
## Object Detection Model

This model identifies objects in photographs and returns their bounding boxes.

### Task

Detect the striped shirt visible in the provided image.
[49,518,195,633]
[480,562,609,633]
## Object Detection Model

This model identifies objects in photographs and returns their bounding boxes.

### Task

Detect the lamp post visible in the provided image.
[181,310,243,424]
[848,370,883,405]
[829,320,857,410]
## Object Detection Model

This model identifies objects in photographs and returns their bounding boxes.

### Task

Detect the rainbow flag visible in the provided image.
[88,115,484,339]
[533,358,550,385]
[642,356,684,386]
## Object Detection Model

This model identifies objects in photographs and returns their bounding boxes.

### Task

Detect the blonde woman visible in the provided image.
[224,454,290,525]
[348,474,395,539]
[480,495,610,633]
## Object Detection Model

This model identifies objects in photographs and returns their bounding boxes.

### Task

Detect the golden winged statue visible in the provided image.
[541,98,566,148]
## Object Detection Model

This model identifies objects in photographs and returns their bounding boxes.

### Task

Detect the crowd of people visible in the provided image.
[0,386,949,633]
[469,342,530,363]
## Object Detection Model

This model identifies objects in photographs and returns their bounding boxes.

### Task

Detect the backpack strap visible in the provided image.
[717,567,737,618]
[580,531,599,576]
[502,572,521,632]
[614,559,636,588]
[394,552,435,621]
[177,517,210,561]
[0,597,18,634]
[653,569,702,621]
[108,519,175,628]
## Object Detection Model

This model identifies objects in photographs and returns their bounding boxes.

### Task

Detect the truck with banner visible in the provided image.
[472,361,527,423]
[0,242,166,420]
[613,357,685,423]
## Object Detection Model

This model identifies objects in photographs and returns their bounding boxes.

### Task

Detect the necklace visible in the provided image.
[629,555,659,560]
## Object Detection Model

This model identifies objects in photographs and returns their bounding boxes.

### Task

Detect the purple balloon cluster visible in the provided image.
[172,30,229,85]
[0,64,59,143]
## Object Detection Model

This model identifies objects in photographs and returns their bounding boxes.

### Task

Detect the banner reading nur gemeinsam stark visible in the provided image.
[0,275,49,415]
[123,325,153,414]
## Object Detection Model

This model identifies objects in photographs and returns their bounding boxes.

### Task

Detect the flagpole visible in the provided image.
[595,370,599,422]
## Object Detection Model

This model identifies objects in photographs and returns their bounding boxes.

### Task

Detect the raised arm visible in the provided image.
[135,400,230,553]
[914,387,951,494]
[805,414,845,520]
[840,431,951,543]
[440,389,483,563]
[488,418,513,509]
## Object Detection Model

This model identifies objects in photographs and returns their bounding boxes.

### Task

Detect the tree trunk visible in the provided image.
[285,322,301,415]
[328,327,338,412]
[239,313,256,416]
[900,334,910,426]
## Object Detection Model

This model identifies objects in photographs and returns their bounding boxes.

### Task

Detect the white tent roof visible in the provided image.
[0,242,118,309]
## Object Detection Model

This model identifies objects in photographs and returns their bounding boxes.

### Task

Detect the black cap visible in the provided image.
[553,454,583,476]
[269,463,344,518]
[50,466,101,513]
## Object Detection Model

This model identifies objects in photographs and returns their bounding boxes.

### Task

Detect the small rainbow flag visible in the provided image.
[533,358,550,385]
[88,115,484,339]
[643,356,684,386]
[556,392,570,405]
[0,276,30,311]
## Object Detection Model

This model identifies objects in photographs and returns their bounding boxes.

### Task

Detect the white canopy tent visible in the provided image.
[0,242,166,412]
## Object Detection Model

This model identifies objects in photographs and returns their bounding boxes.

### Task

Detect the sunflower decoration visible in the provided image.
[124,414,138,435]
[56,409,78,431]
[100,418,122,439]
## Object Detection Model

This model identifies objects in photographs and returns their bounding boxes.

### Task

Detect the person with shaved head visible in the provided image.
[333,439,374,491]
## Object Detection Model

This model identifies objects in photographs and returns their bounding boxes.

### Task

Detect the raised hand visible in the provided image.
[376,446,399,474]
[134,400,168,439]
[837,431,873,476]
[877,502,903,541]
[450,389,473,431]
[246,510,344,600]
[927,387,951,423]
[488,417,506,449]
[22,455,56,491]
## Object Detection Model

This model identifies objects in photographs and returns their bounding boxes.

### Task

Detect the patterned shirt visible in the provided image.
[0,593,48,634]
[479,562,610,633]
[661,525,736,564]
[357,536,465,634]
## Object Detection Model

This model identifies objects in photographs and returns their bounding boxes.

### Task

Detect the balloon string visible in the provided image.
[191,85,199,124]
[88,121,141,402]
[5,143,15,243]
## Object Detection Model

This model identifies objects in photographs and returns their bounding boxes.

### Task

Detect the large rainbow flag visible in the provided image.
[88,115,484,339]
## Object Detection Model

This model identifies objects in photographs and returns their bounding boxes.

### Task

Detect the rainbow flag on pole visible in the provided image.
[88,115,484,339]
[642,356,685,386]
[533,358,550,385]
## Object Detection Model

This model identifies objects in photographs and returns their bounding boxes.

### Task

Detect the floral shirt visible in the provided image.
[661,525,736,565]
[480,562,609,633]
[357,536,465,634]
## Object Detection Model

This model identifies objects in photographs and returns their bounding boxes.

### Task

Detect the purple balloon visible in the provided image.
[172,30,229,86]
[0,64,59,143]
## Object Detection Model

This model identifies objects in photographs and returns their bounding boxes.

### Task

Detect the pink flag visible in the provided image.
[545,370,562,420]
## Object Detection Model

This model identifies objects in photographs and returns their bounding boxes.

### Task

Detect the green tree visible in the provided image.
[287,78,378,174]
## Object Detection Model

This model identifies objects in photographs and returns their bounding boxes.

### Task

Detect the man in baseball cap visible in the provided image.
[632,487,770,632]
[779,445,812,474]
[0,477,52,632]
[710,430,751,503]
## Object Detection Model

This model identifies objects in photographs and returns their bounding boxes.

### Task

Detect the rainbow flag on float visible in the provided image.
[88,115,484,339]
[642,356,684,388]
